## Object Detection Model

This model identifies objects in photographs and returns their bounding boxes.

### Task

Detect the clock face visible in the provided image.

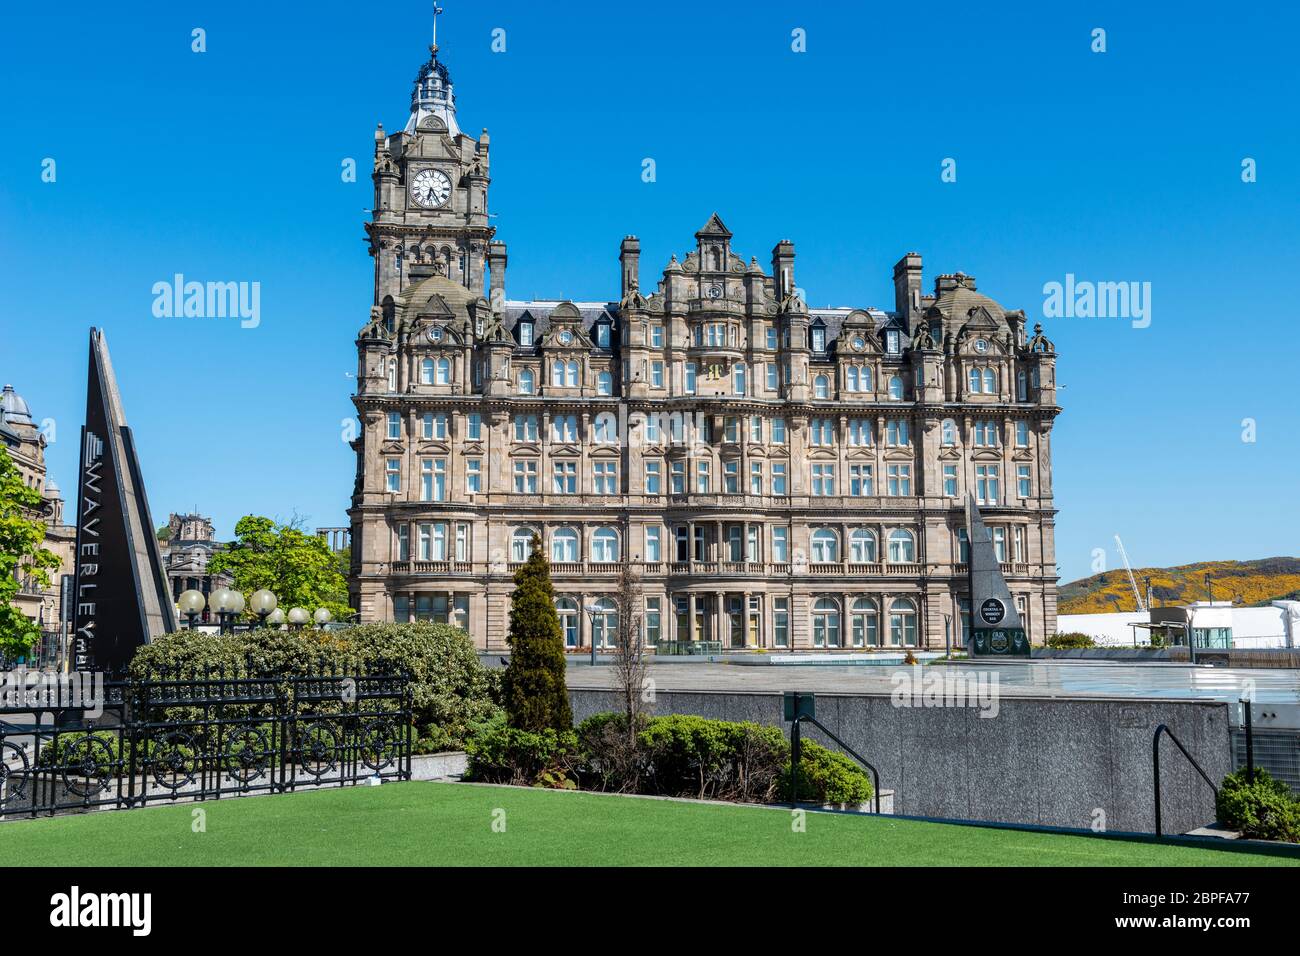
[852,336,865,351]
[411,168,452,208]
[707,284,724,299]
[557,329,573,345]
[974,338,989,353]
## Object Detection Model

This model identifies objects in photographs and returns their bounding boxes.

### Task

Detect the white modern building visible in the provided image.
[1058,601,1300,649]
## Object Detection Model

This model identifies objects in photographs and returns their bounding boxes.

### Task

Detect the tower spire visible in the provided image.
[431,2,444,54]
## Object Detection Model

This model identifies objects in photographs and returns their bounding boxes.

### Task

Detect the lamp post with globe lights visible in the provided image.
[177,589,206,630]
[208,588,239,634]
[312,607,333,630]
[266,607,285,629]
[249,589,278,629]
[287,607,310,630]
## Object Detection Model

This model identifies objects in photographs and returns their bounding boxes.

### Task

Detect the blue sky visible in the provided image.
[2,1,1298,585]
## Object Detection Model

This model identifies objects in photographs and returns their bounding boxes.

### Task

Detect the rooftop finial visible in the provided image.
[430,2,444,54]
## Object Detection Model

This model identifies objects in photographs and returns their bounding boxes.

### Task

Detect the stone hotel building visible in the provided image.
[348,39,1061,651]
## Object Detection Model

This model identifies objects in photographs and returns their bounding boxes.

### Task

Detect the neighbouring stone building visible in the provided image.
[348,32,1062,651]
[1,384,77,644]
[158,512,231,621]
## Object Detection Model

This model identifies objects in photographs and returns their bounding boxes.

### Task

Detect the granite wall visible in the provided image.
[569,689,1232,835]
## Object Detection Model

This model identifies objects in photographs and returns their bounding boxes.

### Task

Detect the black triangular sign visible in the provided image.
[70,329,176,672]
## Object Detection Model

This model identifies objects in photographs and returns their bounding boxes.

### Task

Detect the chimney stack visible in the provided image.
[893,252,923,330]
[620,236,641,296]
[771,240,795,299]
[487,241,508,305]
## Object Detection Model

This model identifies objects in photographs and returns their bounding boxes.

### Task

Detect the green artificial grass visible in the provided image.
[1,782,1295,867]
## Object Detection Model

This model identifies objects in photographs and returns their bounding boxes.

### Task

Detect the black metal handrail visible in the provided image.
[1152,723,1219,837]
[790,714,882,815]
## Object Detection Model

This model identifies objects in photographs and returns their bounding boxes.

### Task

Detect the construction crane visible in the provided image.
[1114,535,1147,612]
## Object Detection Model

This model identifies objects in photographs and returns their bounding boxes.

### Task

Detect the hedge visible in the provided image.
[476,712,874,807]
[130,623,501,753]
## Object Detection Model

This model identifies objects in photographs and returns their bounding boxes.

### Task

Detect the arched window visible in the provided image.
[983,367,995,394]
[846,367,859,392]
[592,527,619,562]
[860,367,873,391]
[1017,370,1027,401]
[590,597,617,649]
[386,358,397,392]
[435,357,451,385]
[556,597,579,648]
[511,528,537,562]
[887,529,915,563]
[968,367,983,393]
[593,413,617,443]
[811,528,839,563]
[941,418,956,446]
[812,598,841,648]
[813,374,830,399]
[518,368,535,395]
[566,360,579,387]
[889,598,917,646]
[551,527,579,563]
[888,375,903,400]
[420,358,434,385]
[597,370,613,396]
[849,529,877,563]
[551,361,565,387]
[851,598,879,647]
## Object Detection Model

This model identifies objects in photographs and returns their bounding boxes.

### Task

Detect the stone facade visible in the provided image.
[1,384,76,636]
[348,40,1062,652]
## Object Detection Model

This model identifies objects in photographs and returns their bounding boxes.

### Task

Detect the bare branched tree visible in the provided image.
[612,556,648,749]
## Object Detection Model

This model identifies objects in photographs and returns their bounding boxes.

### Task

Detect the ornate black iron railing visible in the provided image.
[0,661,412,820]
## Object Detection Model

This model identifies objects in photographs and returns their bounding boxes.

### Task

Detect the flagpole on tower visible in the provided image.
[431,2,444,54]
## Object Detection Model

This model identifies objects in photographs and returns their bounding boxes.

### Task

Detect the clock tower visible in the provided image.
[366,25,496,305]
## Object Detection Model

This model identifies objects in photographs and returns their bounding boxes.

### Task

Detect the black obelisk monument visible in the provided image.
[965,493,1030,657]
[70,328,176,672]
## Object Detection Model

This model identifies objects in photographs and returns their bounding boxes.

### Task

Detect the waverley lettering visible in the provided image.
[72,430,103,671]
[151,274,261,329]
[49,886,152,937]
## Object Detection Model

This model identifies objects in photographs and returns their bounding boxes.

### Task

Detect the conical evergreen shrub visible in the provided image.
[501,535,573,732]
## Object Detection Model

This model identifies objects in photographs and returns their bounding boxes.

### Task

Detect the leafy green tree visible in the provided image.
[206,515,351,622]
[501,535,571,732]
[0,447,61,656]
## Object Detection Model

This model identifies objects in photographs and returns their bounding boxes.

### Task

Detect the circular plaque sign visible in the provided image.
[979,598,1006,626]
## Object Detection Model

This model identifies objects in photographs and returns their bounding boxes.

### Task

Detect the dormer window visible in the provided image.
[886,329,901,354]
[595,323,611,348]
[811,323,826,353]
[518,321,534,347]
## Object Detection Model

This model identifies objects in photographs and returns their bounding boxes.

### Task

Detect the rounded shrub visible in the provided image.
[1217,768,1300,842]
[464,713,579,788]
[1046,632,1096,649]
[781,740,875,806]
